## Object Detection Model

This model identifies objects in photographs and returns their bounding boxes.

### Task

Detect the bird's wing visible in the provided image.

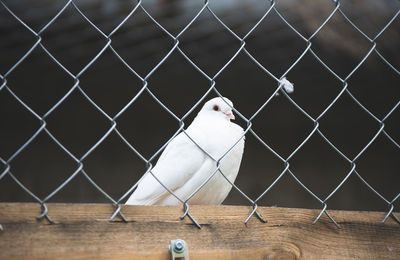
[126,132,207,205]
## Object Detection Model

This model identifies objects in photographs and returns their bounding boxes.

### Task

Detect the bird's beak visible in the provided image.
[225,112,235,120]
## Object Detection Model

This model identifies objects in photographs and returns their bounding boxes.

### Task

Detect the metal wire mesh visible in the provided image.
[0,0,399,229]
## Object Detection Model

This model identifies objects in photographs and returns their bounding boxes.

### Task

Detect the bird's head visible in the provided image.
[199,97,235,121]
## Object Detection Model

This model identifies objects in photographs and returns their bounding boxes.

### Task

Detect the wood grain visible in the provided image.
[0,203,399,259]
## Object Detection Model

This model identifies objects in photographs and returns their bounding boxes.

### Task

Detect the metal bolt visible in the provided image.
[169,239,188,259]
[173,240,185,253]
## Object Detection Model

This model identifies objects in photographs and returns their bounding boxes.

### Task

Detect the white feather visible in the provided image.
[275,77,294,96]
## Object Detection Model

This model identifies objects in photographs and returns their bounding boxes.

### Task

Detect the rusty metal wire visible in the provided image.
[0,0,399,229]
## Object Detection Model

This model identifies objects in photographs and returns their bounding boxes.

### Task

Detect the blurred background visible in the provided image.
[0,0,399,212]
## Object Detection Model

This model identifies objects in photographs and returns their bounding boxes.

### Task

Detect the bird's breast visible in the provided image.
[191,119,245,181]
[191,120,244,157]
[158,119,245,205]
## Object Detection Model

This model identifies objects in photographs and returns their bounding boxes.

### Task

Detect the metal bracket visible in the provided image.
[169,239,189,260]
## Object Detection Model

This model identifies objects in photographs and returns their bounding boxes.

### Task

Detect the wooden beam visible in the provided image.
[0,203,399,259]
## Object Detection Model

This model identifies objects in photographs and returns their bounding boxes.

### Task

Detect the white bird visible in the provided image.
[126,97,245,205]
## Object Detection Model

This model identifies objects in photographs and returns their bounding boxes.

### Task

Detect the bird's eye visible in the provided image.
[213,105,219,111]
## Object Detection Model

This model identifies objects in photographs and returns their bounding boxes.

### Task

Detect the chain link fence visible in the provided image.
[0,0,399,229]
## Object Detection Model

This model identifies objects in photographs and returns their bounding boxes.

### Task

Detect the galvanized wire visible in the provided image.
[0,0,399,229]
